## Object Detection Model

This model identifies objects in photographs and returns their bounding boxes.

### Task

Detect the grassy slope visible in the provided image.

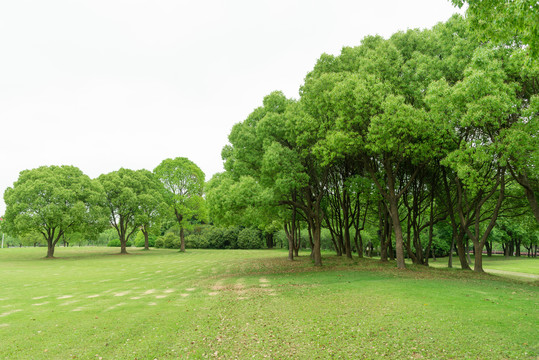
[0,247,537,359]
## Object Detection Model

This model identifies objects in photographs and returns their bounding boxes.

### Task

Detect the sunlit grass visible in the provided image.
[428,254,539,277]
[0,247,537,359]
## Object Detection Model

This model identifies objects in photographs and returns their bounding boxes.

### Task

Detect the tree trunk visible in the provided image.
[448,231,455,268]
[294,222,301,257]
[46,239,55,258]
[465,238,472,265]
[455,229,471,270]
[388,198,404,268]
[379,201,389,262]
[180,226,185,252]
[143,230,150,250]
[485,240,492,257]
[473,241,485,273]
[284,222,294,261]
[120,237,128,254]
[311,219,322,267]
[265,233,274,249]
[342,192,352,259]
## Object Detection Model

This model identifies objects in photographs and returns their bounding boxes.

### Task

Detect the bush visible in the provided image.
[237,228,263,249]
[222,227,240,249]
[205,227,225,249]
[107,239,132,247]
[154,237,165,248]
[162,232,180,249]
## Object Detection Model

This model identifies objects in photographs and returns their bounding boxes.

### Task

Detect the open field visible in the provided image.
[0,247,537,359]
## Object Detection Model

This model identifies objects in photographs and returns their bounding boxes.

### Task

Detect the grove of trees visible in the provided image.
[207,14,538,271]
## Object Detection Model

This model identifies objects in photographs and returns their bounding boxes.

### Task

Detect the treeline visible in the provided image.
[1,157,207,258]
[205,15,539,271]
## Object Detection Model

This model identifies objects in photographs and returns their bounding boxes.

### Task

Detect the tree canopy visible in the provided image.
[3,165,107,258]
[154,157,206,252]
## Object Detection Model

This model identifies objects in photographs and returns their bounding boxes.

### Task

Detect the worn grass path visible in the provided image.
[0,247,537,359]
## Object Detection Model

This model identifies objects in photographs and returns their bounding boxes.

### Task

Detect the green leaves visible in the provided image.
[452,0,539,58]
[153,157,206,233]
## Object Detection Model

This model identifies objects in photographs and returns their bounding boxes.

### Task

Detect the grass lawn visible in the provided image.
[428,255,539,279]
[0,247,537,359]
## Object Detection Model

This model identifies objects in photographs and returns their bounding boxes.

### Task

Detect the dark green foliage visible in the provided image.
[184,226,264,249]
[237,228,263,249]
[161,232,180,249]
[154,237,165,248]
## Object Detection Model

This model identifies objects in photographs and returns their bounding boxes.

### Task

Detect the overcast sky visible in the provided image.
[0,0,465,214]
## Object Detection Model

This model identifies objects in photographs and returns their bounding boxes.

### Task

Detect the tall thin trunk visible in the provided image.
[180,226,185,252]
[311,218,322,267]
[284,221,294,261]
[448,231,455,268]
[388,196,405,269]
[342,188,352,259]
[379,200,389,262]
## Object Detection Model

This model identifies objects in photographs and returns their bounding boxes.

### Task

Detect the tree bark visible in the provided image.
[448,231,455,268]
[46,239,55,258]
[180,226,185,252]
[142,229,150,250]
[311,217,322,267]
[284,221,295,261]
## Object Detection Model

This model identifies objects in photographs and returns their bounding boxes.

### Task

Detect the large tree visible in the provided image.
[98,168,157,254]
[3,165,107,258]
[153,157,205,252]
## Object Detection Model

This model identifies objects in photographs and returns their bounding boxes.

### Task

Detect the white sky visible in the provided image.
[0,0,465,214]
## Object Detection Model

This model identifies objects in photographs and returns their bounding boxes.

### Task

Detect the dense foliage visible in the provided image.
[209,14,539,270]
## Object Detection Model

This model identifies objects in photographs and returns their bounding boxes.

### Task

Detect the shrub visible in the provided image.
[154,237,165,248]
[222,227,240,249]
[163,232,179,249]
[205,227,225,249]
[237,228,263,249]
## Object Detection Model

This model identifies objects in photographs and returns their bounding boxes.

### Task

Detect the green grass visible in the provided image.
[429,255,539,277]
[0,247,538,359]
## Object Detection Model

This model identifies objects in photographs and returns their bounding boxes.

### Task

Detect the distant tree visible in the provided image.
[154,157,205,252]
[98,168,158,254]
[3,165,107,258]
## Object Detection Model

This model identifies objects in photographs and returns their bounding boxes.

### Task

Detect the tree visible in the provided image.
[3,165,107,258]
[137,170,167,250]
[428,47,517,272]
[98,168,156,254]
[153,157,205,252]
[452,0,539,58]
